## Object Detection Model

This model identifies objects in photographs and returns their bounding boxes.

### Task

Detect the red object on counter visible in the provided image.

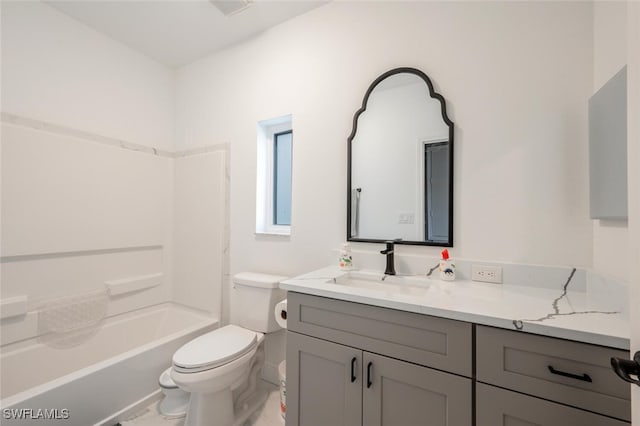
[441,249,449,260]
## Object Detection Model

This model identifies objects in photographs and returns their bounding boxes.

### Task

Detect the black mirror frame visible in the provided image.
[347,67,454,247]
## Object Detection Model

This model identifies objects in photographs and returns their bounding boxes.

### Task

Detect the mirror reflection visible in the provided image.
[347,68,454,246]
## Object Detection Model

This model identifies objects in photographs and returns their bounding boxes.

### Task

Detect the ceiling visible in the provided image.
[46,0,327,67]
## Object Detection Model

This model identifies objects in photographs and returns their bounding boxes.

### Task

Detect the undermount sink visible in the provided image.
[328,270,432,296]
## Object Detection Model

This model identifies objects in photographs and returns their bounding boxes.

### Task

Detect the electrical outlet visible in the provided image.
[471,265,503,284]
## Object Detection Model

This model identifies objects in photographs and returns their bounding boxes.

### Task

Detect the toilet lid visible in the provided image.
[172,325,257,372]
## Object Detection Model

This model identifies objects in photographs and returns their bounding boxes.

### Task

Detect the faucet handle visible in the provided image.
[381,240,396,254]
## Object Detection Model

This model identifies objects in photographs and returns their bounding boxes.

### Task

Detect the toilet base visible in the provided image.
[183,387,268,426]
[159,392,189,418]
[232,388,268,426]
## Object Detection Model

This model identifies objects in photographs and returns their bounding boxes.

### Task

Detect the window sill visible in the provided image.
[255,227,291,237]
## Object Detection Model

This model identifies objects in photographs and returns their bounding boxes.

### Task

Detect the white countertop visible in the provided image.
[280,265,630,350]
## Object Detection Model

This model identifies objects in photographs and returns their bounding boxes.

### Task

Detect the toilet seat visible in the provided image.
[159,367,178,389]
[172,325,258,374]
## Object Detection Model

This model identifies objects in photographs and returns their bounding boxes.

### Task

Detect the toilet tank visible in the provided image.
[232,272,287,333]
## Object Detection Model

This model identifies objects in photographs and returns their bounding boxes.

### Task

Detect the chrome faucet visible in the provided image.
[380,240,401,275]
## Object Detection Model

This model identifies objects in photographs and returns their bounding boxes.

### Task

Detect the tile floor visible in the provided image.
[120,381,284,426]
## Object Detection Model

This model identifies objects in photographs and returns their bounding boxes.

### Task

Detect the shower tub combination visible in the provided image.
[0,303,217,425]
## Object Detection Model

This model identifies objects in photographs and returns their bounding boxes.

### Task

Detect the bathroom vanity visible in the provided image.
[281,266,631,426]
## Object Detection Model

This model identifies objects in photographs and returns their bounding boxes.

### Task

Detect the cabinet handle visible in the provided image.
[547,365,592,383]
[367,362,373,388]
[611,351,640,387]
[351,357,357,383]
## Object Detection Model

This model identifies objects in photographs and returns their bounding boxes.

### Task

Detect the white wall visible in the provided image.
[592,1,629,281]
[175,1,594,279]
[0,2,176,345]
[1,2,174,151]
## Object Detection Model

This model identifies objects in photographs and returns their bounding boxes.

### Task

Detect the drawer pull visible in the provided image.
[367,362,373,388]
[351,357,357,383]
[547,365,592,382]
[611,351,640,387]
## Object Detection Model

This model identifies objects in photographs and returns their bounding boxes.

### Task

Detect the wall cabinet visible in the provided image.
[589,66,628,220]
[286,292,631,426]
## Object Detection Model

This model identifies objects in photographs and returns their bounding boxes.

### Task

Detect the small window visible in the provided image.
[256,115,293,235]
[273,130,292,226]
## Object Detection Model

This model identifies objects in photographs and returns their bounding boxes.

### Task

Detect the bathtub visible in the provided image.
[0,303,217,425]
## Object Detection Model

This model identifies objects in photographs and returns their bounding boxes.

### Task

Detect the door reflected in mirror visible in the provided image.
[347,68,454,246]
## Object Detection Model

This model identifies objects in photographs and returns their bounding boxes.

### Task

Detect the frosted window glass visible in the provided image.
[274,131,292,225]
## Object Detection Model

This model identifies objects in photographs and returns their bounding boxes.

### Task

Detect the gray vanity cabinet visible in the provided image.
[286,292,473,426]
[286,332,471,426]
[285,292,631,426]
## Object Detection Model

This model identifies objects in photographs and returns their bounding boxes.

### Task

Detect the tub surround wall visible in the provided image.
[173,148,229,318]
[0,243,167,347]
[1,122,171,256]
[0,118,174,345]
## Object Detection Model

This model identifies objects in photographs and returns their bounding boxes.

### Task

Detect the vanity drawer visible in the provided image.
[477,383,629,426]
[476,325,631,421]
[287,292,472,377]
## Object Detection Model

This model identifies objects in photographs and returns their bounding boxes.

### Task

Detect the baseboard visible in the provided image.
[94,389,162,426]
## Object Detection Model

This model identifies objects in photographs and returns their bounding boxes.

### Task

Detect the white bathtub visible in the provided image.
[0,303,217,425]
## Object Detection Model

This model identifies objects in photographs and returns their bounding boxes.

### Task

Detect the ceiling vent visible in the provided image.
[210,0,253,17]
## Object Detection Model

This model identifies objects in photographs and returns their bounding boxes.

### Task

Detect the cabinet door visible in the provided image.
[476,383,630,426]
[286,331,362,426]
[362,352,471,426]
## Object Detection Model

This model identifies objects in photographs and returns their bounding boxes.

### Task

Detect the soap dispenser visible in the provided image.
[439,249,455,281]
[339,243,353,270]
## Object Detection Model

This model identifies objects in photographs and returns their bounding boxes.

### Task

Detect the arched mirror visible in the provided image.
[347,67,454,246]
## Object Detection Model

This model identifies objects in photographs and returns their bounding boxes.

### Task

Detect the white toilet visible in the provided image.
[171,272,287,426]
